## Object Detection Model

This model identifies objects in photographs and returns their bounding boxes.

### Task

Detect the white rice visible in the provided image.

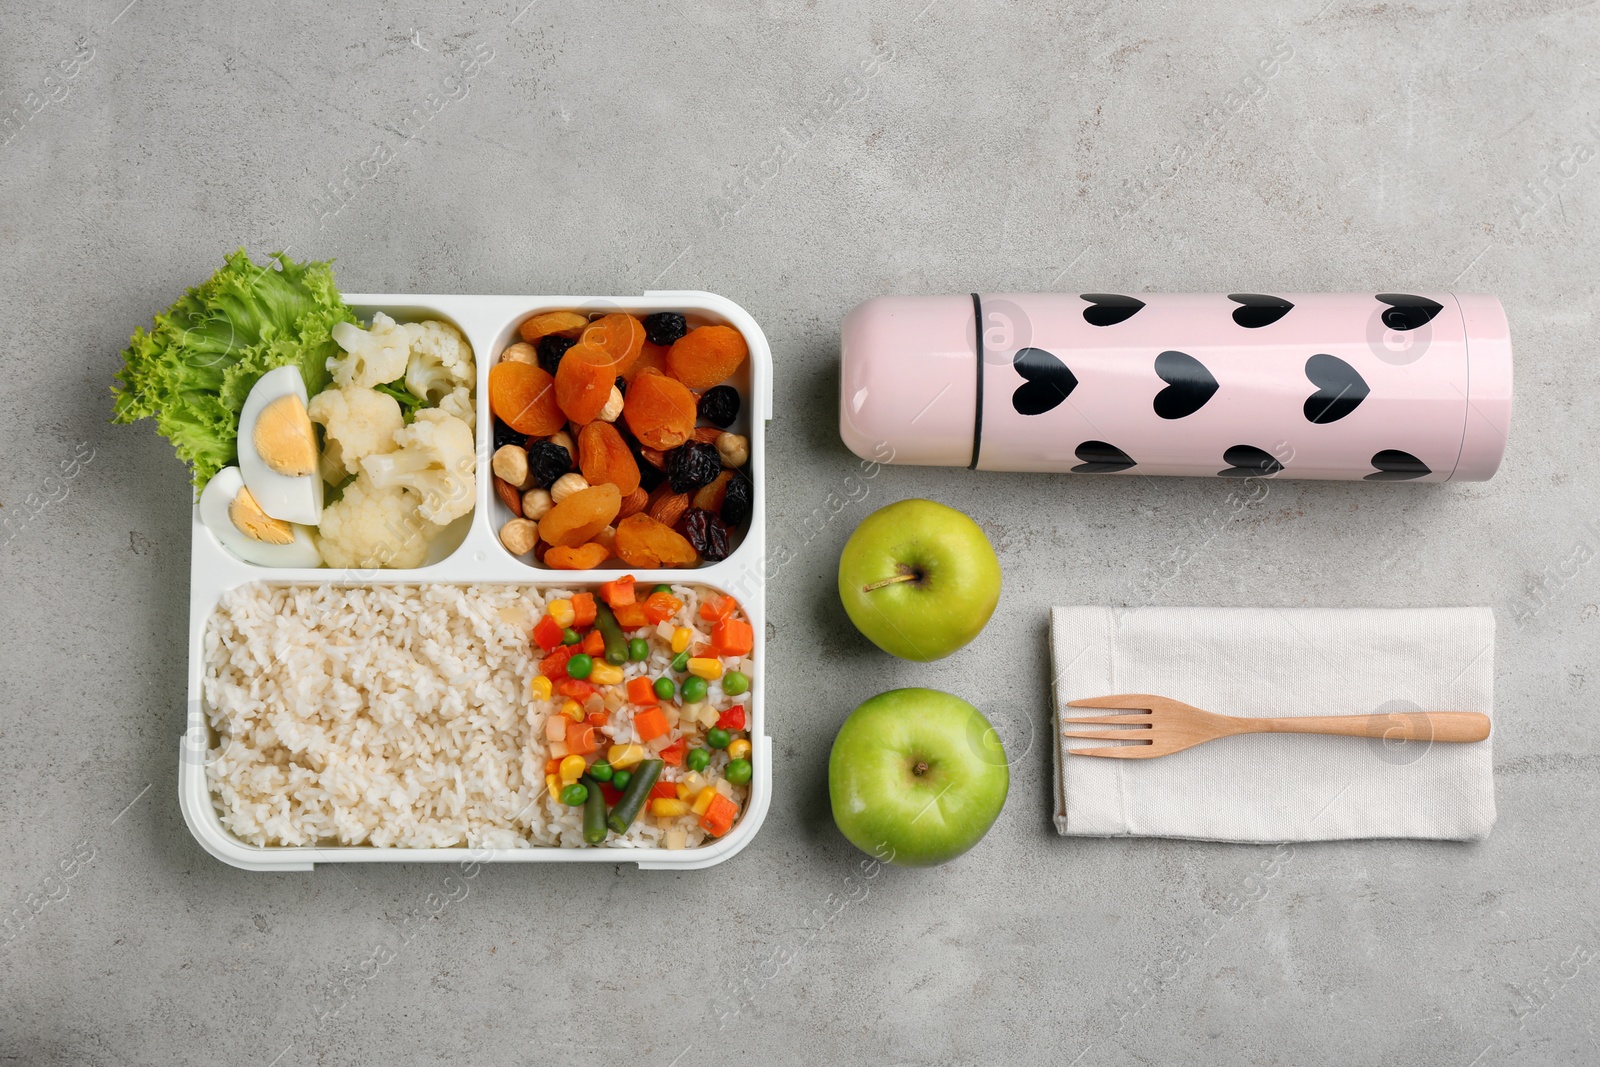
[202,581,751,850]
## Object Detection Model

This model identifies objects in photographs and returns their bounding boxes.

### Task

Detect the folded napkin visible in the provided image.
[1051,606,1496,842]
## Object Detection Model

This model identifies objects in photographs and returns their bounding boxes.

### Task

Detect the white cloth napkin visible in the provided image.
[1051,606,1496,842]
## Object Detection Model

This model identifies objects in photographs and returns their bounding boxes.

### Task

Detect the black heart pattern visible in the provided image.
[1217,445,1284,478]
[1071,441,1136,474]
[1011,347,1078,416]
[1080,293,1145,327]
[1228,293,1295,329]
[1375,294,1443,331]
[1303,354,1369,424]
[1153,350,1219,420]
[1364,450,1431,481]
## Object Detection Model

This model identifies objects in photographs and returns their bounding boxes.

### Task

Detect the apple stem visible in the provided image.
[862,570,921,593]
[912,761,929,776]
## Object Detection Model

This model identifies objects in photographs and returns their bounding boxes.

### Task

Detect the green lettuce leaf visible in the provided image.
[111,248,356,486]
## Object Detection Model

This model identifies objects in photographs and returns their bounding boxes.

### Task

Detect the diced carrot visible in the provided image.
[660,738,686,766]
[539,645,577,679]
[643,591,683,625]
[633,706,669,743]
[716,705,746,731]
[556,678,598,701]
[699,595,737,622]
[626,677,658,705]
[532,615,566,652]
[649,780,678,801]
[711,618,753,658]
[566,722,600,756]
[581,629,606,657]
[599,576,636,608]
[586,709,609,728]
[571,592,597,629]
[613,602,650,630]
[699,793,738,837]
[544,757,561,774]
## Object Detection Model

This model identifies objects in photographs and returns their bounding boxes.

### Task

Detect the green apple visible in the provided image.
[829,688,1009,867]
[837,498,1001,661]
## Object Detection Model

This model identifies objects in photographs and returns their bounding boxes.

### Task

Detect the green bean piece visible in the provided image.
[606,759,663,835]
[595,603,629,666]
[581,776,608,844]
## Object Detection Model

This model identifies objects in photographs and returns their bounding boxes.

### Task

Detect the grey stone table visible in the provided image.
[3,2,1595,1064]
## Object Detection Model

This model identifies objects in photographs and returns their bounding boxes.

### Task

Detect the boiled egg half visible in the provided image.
[238,366,323,524]
[199,466,322,567]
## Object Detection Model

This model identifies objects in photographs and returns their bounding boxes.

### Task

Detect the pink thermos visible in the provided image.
[839,293,1512,481]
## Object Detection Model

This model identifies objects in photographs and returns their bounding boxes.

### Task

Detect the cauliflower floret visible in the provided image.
[404,319,475,408]
[307,386,404,482]
[358,409,476,526]
[329,312,415,389]
[315,477,429,569]
[436,384,475,432]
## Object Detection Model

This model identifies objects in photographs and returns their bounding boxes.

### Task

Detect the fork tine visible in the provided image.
[1067,695,1155,710]
[1068,744,1162,758]
[1059,713,1153,726]
[1061,729,1152,742]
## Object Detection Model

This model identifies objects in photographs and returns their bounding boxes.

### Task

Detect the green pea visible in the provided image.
[682,676,708,703]
[722,670,749,696]
[653,676,676,700]
[562,628,582,645]
[706,727,731,750]
[686,748,711,772]
[611,770,632,792]
[565,653,593,680]
[560,782,588,807]
[588,761,613,783]
[652,584,673,595]
[628,638,650,662]
[725,758,752,785]
[670,649,690,672]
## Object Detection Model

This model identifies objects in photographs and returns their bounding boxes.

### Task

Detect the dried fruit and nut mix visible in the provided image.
[492,310,752,569]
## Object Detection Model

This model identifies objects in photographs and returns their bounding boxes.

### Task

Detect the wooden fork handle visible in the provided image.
[1247,712,1490,743]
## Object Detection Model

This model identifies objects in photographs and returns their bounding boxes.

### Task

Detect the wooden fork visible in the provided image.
[1063,693,1491,759]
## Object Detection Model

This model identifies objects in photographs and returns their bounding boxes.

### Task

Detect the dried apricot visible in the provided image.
[614,514,699,568]
[519,310,588,343]
[666,325,748,390]
[617,485,649,519]
[625,342,671,383]
[489,362,565,436]
[545,542,610,569]
[692,470,732,512]
[578,421,641,496]
[538,483,622,548]
[555,342,619,424]
[580,313,646,376]
[622,369,697,449]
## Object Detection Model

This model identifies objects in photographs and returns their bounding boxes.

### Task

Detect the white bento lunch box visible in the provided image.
[178,291,771,871]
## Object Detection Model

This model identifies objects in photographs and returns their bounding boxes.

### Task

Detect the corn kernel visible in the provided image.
[547,599,575,627]
[671,627,692,654]
[589,661,624,686]
[559,755,587,784]
[650,798,690,818]
[687,657,723,680]
[607,743,645,770]
[545,773,561,799]
[691,786,717,815]
[728,738,751,760]
[676,781,692,801]
[529,675,553,702]
[560,699,584,722]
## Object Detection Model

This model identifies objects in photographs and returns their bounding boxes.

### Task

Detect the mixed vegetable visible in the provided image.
[529,576,755,847]
[491,310,753,569]
[111,250,476,569]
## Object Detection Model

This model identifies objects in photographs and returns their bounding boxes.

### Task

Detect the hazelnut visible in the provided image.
[492,444,531,489]
[499,518,538,555]
[715,432,749,469]
[522,487,553,520]
[548,430,576,461]
[597,385,624,423]
[500,342,538,365]
[550,472,589,503]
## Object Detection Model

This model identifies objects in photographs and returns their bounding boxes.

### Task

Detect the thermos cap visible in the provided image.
[840,292,1513,482]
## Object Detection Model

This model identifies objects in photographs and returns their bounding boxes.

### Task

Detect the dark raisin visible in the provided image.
[492,418,524,452]
[526,441,574,489]
[642,312,688,347]
[697,385,741,428]
[537,334,576,376]
[665,441,722,493]
[680,508,731,562]
[720,470,752,528]
[615,376,626,394]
